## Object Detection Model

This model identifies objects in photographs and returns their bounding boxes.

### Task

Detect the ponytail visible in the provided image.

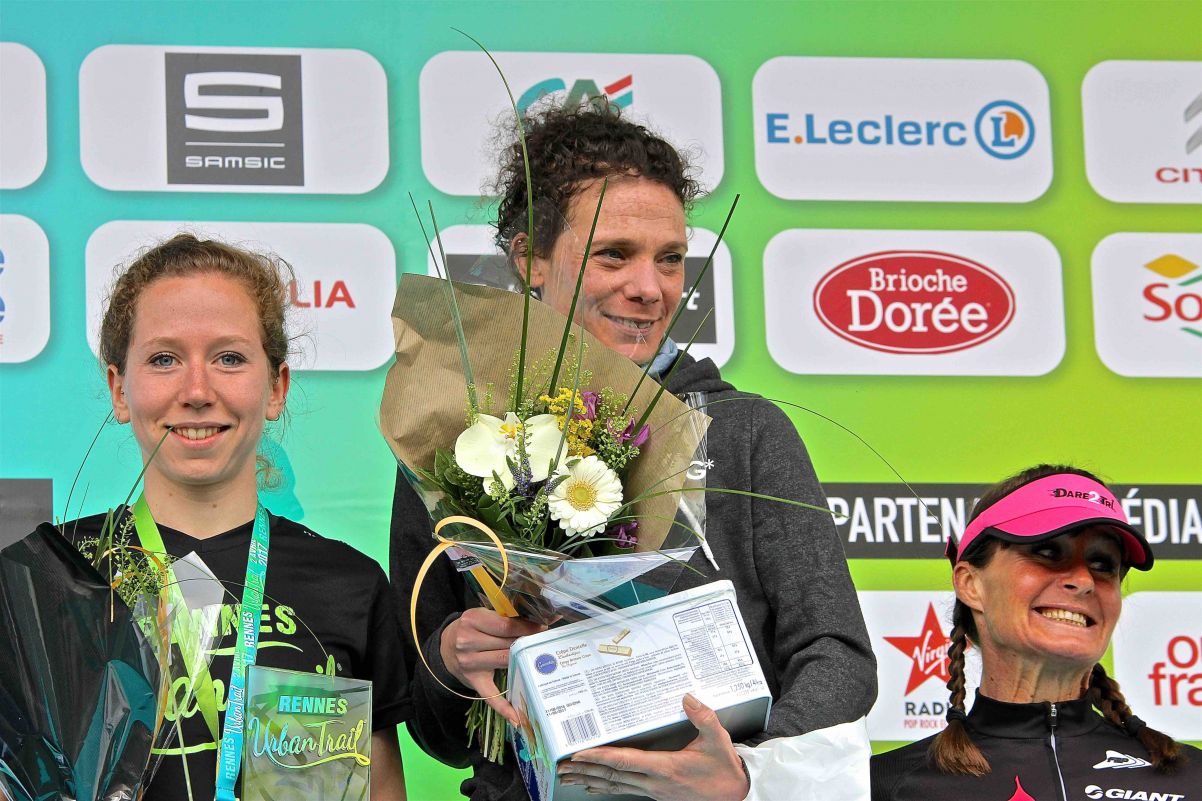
[927,615,991,776]
[1088,664,1185,774]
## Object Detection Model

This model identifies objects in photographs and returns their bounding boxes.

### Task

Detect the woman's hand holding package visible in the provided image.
[558,694,750,801]
[440,607,545,726]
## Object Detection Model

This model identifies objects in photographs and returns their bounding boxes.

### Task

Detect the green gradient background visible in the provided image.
[1,1,1199,797]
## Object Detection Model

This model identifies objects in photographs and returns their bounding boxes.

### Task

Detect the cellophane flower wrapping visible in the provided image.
[0,523,225,801]
[381,272,710,761]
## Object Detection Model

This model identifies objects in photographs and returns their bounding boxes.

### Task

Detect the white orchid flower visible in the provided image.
[454,412,563,492]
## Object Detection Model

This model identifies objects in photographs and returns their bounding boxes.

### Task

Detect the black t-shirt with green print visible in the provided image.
[70,510,411,801]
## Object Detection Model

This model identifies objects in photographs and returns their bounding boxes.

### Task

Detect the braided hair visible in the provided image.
[927,464,1185,776]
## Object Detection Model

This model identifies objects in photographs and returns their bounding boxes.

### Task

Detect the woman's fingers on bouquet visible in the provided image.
[462,607,546,638]
[440,608,546,686]
[472,677,521,726]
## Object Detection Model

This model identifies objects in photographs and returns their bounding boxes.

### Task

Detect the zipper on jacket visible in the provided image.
[1046,702,1069,801]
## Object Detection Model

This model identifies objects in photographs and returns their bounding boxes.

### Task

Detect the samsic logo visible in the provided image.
[765,99,1034,161]
[1092,234,1202,378]
[80,45,388,194]
[517,74,632,113]
[165,52,304,186]
[813,251,1015,354]
[753,57,1052,202]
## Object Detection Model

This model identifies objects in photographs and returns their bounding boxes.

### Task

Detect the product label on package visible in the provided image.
[509,582,772,801]
[675,600,755,680]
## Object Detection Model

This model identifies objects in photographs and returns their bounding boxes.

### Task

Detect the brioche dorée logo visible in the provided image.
[813,251,1016,354]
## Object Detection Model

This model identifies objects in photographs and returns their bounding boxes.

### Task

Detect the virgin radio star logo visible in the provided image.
[884,603,952,694]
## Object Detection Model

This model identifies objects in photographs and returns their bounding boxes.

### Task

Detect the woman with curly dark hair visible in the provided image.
[391,103,876,801]
[871,464,1200,801]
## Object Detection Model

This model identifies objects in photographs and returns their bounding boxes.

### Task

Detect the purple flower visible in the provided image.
[579,391,599,421]
[608,419,650,448]
[612,521,639,549]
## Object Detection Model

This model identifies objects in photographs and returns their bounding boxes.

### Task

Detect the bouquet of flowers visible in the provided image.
[0,513,224,801]
[381,262,712,761]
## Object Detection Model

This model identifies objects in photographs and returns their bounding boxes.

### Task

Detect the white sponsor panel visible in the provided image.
[0,43,47,189]
[79,45,388,193]
[0,215,50,363]
[420,51,723,195]
[85,222,396,370]
[1111,592,1202,741]
[1092,233,1202,378]
[860,591,981,741]
[763,229,1064,375]
[1083,61,1202,204]
[752,57,1052,202]
[425,224,735,367]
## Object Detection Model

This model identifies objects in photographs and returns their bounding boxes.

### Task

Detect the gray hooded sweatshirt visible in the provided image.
[389,353,877,801]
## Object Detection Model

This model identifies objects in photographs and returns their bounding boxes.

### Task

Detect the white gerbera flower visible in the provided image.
[454,412,562,492]
[548,455,623,537]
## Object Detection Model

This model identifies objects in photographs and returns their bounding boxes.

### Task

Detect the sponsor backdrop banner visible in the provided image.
[1,1,1199,794]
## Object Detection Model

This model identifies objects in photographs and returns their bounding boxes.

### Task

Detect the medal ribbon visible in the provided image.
[132,495,270,801]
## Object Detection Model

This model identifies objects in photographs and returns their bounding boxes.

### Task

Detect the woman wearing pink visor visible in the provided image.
[871,464,1199,801]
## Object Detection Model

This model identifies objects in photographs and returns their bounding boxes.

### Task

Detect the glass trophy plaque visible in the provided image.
[242,665,372,801]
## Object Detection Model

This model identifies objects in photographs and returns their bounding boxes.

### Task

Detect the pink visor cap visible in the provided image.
[947,473,1153,570]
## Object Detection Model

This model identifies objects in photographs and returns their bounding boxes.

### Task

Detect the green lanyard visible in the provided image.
[132,495,271,799]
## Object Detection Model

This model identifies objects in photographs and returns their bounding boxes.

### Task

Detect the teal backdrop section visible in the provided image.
[1,2,1200,799]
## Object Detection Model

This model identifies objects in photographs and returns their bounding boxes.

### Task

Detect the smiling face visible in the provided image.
[107,273,289,497]
[525,177,688,365]
[955,528,1124,674]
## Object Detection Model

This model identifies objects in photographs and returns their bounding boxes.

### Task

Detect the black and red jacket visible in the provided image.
[871,692,1199,801]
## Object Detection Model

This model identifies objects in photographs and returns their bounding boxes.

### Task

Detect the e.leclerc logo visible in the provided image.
[752,57,1052,202]
[766,99,1034,161]
[813,251,1016,354]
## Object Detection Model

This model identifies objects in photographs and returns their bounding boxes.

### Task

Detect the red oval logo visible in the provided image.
[813,250,1016,354]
